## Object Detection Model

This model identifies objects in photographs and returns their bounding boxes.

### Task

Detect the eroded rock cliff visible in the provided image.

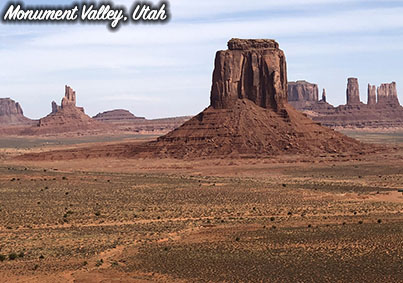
[210,38,287,112]
[133,39,367,158]
[0,98,32,125]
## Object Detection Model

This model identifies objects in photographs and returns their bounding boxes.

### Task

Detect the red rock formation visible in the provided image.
[377,82,400,106]
[288,81,319,102]
[51,101,61,114]
[34,86,106,134]
[346,78,361,105]
[290,79,403,129]
[210,38,287,112]
[0,98,32,125]
[19,39,376,160]
[61,85,76,108]
[288,82,330,111]
[367,84,376,106]
[93,109,145,122]
[130,39,367,158]
[321,89,327,103]
[0,98,23,116]
[92,110,191,134]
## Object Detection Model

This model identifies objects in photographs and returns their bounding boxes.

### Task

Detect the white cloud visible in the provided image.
[1,1,403,118]
[20,6,403,53]
[119,0,358,20]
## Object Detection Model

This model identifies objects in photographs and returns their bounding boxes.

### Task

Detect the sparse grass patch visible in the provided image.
[8,253,17,260]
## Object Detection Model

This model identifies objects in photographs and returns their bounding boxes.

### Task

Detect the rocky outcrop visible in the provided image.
[288,81,318,102]
[290,78,403,129]
[93,109,145,122]
[367,84,376,106]
[35,85,106,134]
[210,38,287,112]
[377,82,400,106]
[346,78,360,105]
[51,101,61,114]
[129,38,368,158]
[287,81,323,111]
[92,110,191,134]
[19,39,376,160]
[50,85,84,114]
[0,98,32,125]
[288,81,333,114]
[321,89,327,103]
[61,85,76,108]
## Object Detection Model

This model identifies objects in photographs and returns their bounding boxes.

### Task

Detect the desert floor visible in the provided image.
[0,132,402,282]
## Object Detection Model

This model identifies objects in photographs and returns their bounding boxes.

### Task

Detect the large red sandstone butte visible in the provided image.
[288,81,327,110]
[0,98,33,125]
[210,39,287,112]
[132,39,367,158]
[288,81,319,102]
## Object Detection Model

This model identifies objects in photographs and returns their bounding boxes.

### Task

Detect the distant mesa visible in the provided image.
[289,78,403,129]
[0,85,191,137]
[0,98,33,125]
[93,109,145,123]
[288,81,333,111]
[92,109,191,134]
[288,80,318,102]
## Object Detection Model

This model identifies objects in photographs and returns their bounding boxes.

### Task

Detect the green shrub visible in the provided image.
[95,259,103,267]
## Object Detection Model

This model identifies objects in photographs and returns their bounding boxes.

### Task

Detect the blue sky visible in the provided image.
[1,0,403,119]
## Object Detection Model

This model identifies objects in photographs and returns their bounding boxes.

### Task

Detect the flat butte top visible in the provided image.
[227,38,280,50]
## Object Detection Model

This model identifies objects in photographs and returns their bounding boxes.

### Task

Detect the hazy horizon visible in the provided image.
[1,0,403,119]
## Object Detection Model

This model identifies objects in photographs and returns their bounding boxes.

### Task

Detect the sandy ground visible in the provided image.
[0,134,401,282]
